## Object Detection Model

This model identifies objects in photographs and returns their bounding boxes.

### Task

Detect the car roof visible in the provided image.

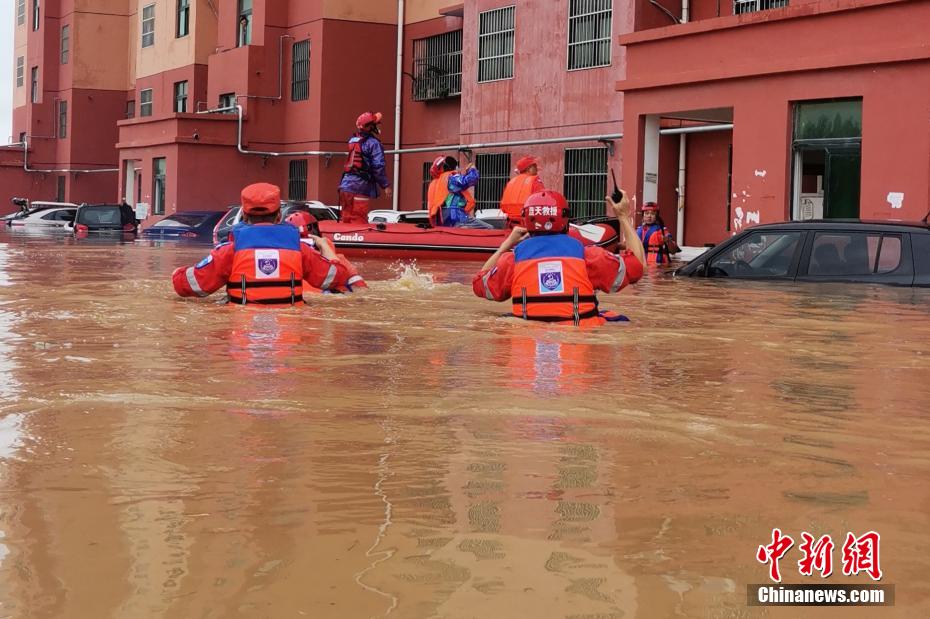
[31,201,78,208]
[165,210,225,216]
[749,219,930,233]
[79,203,129,208]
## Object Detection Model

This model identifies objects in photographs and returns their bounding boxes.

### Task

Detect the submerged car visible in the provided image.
[676,220,930,286]
[73,203,138,235]
[4,202,78,229]
[142,210,226,241]
[213,201,340,243]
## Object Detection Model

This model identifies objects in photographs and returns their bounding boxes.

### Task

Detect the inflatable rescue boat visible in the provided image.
[318,221,619,260]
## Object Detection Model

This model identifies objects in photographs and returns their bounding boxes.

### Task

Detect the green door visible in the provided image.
[825,149,861,219]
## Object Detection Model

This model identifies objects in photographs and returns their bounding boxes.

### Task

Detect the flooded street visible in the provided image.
[1,232,929,618]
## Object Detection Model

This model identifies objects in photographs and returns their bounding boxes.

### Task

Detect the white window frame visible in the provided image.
[477,6,515,84]
[173,80,188,113]
[17,0,26,26]
[32,0,40,31]
[140,88,153,117]
[141,4,155,48]
[733,0,789,14]
[61,24,70,64]
[567,0,613,71]
[177,0,190,38]
[16,57,24,88]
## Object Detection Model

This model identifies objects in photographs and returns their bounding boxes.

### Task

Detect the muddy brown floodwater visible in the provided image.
[0,232,929,618]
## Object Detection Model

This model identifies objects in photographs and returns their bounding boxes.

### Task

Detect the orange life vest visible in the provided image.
[500,173,541,218]
[428,171,476,220]
[226,224,305,305]
[637,224,670,264]
[511,234,600,326]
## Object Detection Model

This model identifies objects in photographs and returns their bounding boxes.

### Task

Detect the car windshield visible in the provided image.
[77,207,122,226]
[152,213,211,228]
[307,206,338,221]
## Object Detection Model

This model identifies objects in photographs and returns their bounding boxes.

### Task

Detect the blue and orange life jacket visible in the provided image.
[511,234,599,326]
[226,224,304,305]
[344,133,371,178]
[637,224,669,264]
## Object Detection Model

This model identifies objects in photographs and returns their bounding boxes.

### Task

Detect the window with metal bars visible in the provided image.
[413,30,462,101]
[177,0,190,38]
[141,4,155,48]
[219,92,236,112]
[291,40,310,101]
[61,25,69,64]
[474,153,512,211]
[733,0,788,14]
[140,89,153,117]
[16,57,24,87]
[58,100,67,138]
[478,6,515,83]
[174,81,188,113]
[288,160,308,201]
[568,0,612,70]
[421,161,432,210]
[17,0,25,26]
[563,147,608,219]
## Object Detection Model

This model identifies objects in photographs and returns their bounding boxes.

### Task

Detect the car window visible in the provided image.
[153,213,208,228]
[307,206,338,221]
[807,232,903,276]
[78,207,120,225]
[912,234,930,277]
[218,208,239,228]
[41,209,75,221]
[707,231,802,277]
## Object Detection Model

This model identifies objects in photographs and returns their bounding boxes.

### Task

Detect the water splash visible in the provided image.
[388,261,435,290]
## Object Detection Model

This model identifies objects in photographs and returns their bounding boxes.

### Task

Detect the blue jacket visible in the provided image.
[339,132,390,197]
[443,168,480,210]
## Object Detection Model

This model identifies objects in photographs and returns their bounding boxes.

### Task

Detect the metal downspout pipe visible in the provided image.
[676,0,690,246]
[22,135,119,174]
[392,0,405,211]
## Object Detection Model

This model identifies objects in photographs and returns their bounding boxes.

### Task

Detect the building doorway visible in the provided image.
[792,99,862,220]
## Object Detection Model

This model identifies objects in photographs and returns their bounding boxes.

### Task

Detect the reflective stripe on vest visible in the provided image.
[510,235,598,325]
[500,174,538,217]
[226,224,305,305]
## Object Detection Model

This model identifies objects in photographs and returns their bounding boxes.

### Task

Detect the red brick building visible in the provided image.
[5,0,930,249]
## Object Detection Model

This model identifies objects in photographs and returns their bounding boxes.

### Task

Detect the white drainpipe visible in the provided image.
[392,0,405,211]
[677,0,689,246]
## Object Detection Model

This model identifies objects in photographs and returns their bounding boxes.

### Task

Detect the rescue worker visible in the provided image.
[172,183,350,305]
[339,111,392,223]
[472,190,645,326]
[499,156,545,224]
[427,156,480,227]
[284,211,367,292]
[636,202,680,264]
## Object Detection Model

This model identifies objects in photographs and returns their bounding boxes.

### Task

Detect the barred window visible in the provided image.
[291,40,310,101]
[563,147,608,219]
[734,0,788,14]
[140,88,153,117]
[413,30,462,101]
[421,161,432,210]
[219,92,236,112]
[177,0,190,38]
[474,153,512,211]
[58,100,67,138]
[288,160,308,201]
[141,4,155,48]
[61,25,69,64]
[568,0,612,70]
[16,57,24,87]
[17,0,25,26]
[478,6,515,83]
[174,80,188,113]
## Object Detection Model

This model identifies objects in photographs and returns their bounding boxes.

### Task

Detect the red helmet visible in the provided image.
[241,183,281,216]
[429,156,446,179]
[356,111,383,130]
[521,191,570,234]
[285,211,319,238]
[641,202,659,213]
[515,156,538,173]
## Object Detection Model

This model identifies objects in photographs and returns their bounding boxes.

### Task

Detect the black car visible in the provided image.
[212,201,340,243]
[73,203,138,235]
[141,210,226,242]
[676,220,930,287]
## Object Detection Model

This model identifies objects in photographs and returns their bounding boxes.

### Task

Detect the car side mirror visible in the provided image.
[695,262,707,277]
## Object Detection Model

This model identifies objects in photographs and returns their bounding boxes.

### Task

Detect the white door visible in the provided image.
[124,161,136,205]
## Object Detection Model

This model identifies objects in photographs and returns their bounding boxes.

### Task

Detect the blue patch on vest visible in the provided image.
[195,255,213,269]
[232,224,301,251]
[514,234,585,262]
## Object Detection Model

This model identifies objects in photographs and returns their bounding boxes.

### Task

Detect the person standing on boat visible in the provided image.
[636,202,680,264]
[427,156,481,227]
[499,156,545,225]
[339,111,392,224]
[172,183,350,305]
[472,190,645,326]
